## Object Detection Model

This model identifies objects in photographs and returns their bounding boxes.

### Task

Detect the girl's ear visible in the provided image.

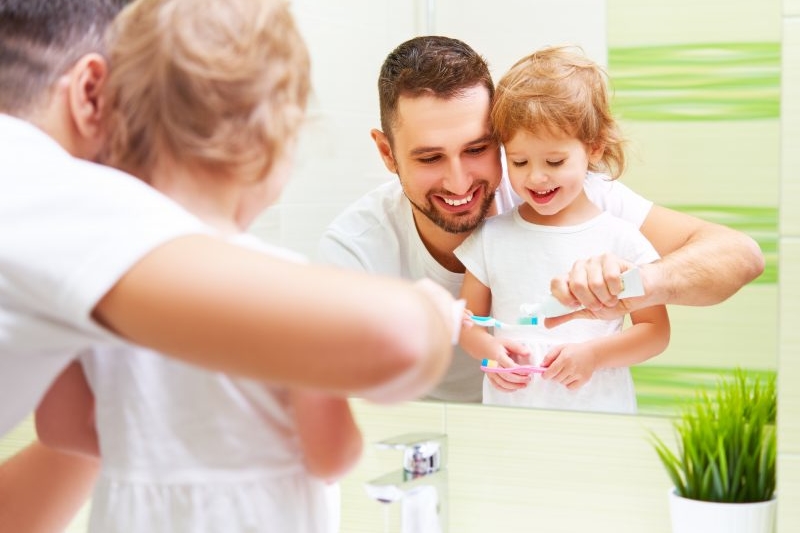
[587,141,605,165]
[67,53,109,144]
[370,128,398,174]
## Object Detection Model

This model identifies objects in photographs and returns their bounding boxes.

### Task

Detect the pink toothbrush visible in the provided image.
[480,358,545,375]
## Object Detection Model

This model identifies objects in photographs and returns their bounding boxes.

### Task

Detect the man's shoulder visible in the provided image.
[325,180,406,239]
[318,180,414,274]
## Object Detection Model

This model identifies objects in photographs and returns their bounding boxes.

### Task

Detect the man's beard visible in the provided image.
[407,183,496,234]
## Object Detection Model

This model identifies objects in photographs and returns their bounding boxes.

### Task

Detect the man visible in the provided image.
[0,3,456,530]
[318,36,765,402]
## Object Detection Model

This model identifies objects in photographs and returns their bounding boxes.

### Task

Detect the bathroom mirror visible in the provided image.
[257,0,780,416]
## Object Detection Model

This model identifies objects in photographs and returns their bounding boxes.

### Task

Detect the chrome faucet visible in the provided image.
[364,432,448,532]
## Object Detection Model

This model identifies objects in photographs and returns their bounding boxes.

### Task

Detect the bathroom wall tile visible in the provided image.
[0,416,34,462]
[339,400,446,533]
[781,17,800,235]
[619,121,780,209]
[436,0,607,79]
[608,0,781,47]
[785,0,800,17]
[658,285,777,370]
[445,405,674,533]
[291,0,416,115]
[283,112,391,206]
[777,454,800,532]
[778,238,800,453]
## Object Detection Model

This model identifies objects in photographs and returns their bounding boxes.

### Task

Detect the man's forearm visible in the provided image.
[643,225,764,307]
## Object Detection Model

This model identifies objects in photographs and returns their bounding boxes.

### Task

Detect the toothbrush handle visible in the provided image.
[480,365,546,375]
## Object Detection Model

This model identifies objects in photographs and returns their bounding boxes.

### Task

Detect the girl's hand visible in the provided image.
[540,343,598,390]
[486,338,532,392]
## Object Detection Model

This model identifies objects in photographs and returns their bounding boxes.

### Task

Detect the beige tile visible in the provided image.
[777,454,800,532]
[608,0,781,47]
[785,0,800,17]
[659,285,777,369]
[444,405,674,533]
[782,18,800,235]
[778,239,800,452]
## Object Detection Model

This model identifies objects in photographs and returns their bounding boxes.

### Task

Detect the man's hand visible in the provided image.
[546,253,654,327]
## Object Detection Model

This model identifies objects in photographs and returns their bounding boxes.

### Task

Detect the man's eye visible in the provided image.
[466,145,487,155]
[418,155,441,164]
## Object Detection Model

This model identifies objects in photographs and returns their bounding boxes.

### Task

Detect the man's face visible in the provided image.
[388,85,502,234]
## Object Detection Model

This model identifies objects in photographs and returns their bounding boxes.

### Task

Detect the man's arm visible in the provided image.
[638,205,765,306]
[547,205,764,324]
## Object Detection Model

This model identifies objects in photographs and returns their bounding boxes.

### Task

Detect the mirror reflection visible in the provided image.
[258,0,779,416]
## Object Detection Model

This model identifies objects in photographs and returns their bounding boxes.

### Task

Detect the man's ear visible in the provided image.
[67,53,109,143]
[370,128,398,174]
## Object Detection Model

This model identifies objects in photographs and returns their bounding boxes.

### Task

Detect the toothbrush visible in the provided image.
[480,358,545,375]
[468,315,508,328]
[518,267,645,325]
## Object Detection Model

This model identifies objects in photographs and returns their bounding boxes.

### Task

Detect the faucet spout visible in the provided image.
[363,432,449,531]
[364,466,446,503]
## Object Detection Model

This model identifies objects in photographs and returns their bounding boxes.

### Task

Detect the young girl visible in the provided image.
[35,0,363,531]
[456,45,671,413]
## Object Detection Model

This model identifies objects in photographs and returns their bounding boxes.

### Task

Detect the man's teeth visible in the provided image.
[443,193,473,206]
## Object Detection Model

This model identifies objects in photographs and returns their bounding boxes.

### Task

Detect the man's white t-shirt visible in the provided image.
[0,113,208,434]
[317,172,653,402]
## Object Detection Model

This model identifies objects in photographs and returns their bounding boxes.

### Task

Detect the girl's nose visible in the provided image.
[527,165,549,186]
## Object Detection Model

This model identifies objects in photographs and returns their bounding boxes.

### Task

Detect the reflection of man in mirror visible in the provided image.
[317,36,764,403]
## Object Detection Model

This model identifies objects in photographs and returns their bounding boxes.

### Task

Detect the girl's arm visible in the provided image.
[459,271,531,392]
[34,360,99,459]
[0,442,98,533]
[541,304,670,389]
[290,390,363,482]
[93,236,456,404]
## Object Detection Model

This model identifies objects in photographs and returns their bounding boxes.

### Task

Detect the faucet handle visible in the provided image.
[376,432,447,476]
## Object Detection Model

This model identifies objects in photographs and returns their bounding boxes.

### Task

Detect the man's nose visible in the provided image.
[442,158,472,195]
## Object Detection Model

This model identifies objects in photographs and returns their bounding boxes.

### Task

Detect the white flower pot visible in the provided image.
[668,489,777,533]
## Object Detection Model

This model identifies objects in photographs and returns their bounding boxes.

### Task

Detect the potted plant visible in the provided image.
[650,368,777,533]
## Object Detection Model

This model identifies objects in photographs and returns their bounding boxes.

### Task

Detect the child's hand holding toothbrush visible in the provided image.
[539,342,599,390]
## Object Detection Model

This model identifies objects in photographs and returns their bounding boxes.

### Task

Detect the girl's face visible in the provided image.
[503,129,603,225]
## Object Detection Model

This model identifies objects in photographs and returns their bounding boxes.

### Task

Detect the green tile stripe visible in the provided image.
[609,42,781,121]
[632,365,776,416]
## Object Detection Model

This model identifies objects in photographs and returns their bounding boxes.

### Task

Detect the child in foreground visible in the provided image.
[36,0,361,531]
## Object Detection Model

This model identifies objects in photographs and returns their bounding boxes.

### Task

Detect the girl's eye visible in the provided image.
[510,160,527,168]
[547,159,565,167]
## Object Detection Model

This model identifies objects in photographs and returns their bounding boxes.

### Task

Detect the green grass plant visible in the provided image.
[650,369,776,503]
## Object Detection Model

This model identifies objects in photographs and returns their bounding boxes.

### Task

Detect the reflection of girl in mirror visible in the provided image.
[35,0,360,531]
[456,45,671,413]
